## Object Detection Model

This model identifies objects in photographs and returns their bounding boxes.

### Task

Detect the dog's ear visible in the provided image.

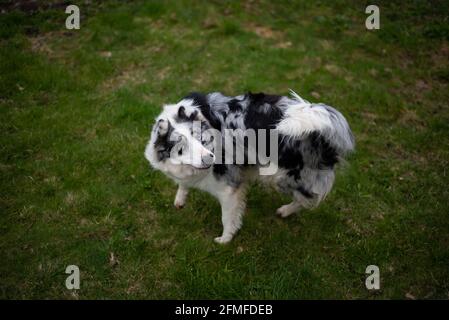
[154,119,175,159]
[183,92,221,129]
[155,118,171,136]
[177,106,198,122]
[178,106,187,119]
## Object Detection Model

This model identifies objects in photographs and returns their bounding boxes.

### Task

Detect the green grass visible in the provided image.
[1,0,448,299]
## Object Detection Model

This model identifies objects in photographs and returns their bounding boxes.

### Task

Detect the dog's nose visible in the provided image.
[201,152,215,165]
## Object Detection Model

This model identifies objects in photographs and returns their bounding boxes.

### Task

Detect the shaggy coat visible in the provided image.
[145,91,354,243]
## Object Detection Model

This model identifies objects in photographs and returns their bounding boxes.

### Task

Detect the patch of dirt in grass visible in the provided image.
[125,279,143,295]
[74,127,98,142]
[343,217,373,236]
[361,111,379,124]
[369,210,385,221]
[28,35,53,55]
[29,33,55,56]
[398,109,426,129]
[431,41,449,67]
[202,17,218,29]
[310,91,321,99]
[429,43,449,84]
[415,79,431,92]
[192,69,213,87]
[245,22,284,40]
[157,66,172,81]
[285,56,320,79]
[303,56,322,68]
[323,64,343,76]
[99,51,112,59]
[319,39,334,51]
[82,227,112,241]
[390,143,428,165]
[64,191,80,206]
[275,41,292,49]
[390,76,441,108]
[0,0,67,13]
[100,63,148,91]
[131,207,161,241]
[28,31,76,60]
[396,51,415,71]
[133,16,154,25]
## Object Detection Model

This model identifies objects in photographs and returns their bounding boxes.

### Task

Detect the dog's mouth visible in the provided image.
[172,162,212,171]
[191,165,212,170]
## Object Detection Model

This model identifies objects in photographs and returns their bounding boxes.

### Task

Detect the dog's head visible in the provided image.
[145,101,216,180]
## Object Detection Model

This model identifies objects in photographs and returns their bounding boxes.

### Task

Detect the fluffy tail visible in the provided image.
[281,90,355,157]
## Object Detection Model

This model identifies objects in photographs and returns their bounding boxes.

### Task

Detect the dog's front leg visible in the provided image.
[214,187,246,244]
[174,185,188,209]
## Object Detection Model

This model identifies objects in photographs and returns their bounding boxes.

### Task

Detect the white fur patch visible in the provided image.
[276,103,332,137]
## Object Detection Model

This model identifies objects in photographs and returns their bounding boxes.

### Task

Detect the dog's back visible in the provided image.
[183,91,354,205]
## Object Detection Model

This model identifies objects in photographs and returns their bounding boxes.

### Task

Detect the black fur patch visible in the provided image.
[176,106,198,122]
[184,92,222,130]
[244,92,283,130]
[213,164,227,176]
[287,168,301,180]
[308,132,339,169]
[297,185,313,198]
[278,132,338,172]
[278,136,304,170]
[184,92,209,109]
[154,120,176,161]
[228,99,243,112]
[278,131,337,198]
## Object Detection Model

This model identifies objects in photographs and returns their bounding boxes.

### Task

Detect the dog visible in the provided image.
[144,90,354,244]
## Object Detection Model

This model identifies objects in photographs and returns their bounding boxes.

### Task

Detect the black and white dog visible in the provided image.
[145,90,354,243]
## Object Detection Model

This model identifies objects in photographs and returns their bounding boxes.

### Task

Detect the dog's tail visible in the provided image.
[282,90,355,157]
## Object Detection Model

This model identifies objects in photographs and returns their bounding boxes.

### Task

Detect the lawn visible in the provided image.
[0,0,448,299]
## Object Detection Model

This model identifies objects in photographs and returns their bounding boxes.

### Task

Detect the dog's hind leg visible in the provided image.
[174,185,189,209]
[214,186,246,244]
[276,190,317,218]
[276,200,302,218]
[276,168,335,218]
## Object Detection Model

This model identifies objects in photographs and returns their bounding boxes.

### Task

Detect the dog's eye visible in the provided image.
[202,135,214,145]
[178,147,183,156]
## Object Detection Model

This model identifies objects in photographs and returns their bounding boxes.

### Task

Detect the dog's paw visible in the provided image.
[174,189,188,209]
[214,235,233,244]
[276,205,294,218]
[174,200,185,209]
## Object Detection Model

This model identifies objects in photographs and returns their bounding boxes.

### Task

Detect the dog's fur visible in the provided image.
[145,91,354,243]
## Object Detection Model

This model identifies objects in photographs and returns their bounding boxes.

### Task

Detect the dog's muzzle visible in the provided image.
[201,152,215,166]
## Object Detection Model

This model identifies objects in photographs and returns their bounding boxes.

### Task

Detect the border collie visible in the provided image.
[145,90,354,244]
